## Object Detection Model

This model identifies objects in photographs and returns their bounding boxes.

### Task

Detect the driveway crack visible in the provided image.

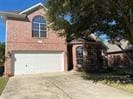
[45,78,73,99]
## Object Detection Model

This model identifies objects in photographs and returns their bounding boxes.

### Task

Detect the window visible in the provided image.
[88,58,95,65]
[32,16,47,38]
[76,46,83,65]
[88,47,95,56]
[87,47,96,65]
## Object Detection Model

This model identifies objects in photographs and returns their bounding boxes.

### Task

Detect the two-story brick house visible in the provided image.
[0,3,105,76]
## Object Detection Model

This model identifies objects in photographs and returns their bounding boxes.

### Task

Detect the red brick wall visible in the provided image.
[107,53,131,68]
[5,8,68,76]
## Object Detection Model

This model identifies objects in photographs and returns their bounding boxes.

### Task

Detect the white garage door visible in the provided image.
[13,52,64,75]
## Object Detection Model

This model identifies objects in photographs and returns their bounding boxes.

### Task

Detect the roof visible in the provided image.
[69,34,107,49]
[19,3,47,14]
[0,11,26,20]
[105,40,132,53]
[0,3,46,21]
[69,34,96,44]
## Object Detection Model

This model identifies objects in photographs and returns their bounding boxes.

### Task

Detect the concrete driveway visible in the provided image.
[1,72,133,99]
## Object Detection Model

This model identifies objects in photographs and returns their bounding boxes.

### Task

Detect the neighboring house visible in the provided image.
[105,40,133,68]
[0,3,105,76]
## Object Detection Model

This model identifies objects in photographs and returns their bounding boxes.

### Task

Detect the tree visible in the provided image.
[46,0,133,66]
[46,0,106,41]
[0,42,5,63]
[99,0,133,66]
[46,0,133,44]
[97,0,133,44]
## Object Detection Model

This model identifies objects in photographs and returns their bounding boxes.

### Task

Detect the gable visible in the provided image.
[19,3,47,15]
[0,3,47,21]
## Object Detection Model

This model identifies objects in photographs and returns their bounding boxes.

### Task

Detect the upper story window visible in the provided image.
[32,16,47,38]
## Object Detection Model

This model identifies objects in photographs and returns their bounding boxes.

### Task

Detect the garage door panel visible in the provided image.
[13,52,64,75]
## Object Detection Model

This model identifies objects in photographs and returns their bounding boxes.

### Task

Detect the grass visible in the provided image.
[82,68,133,93]
[105,81,133,93]
[0,77,8,95]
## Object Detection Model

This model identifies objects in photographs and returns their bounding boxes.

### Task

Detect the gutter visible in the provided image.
[0,11,26,22]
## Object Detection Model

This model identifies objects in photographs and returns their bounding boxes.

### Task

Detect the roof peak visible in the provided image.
[19,2,47,14]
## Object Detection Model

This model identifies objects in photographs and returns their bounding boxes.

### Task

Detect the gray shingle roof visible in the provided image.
[105,40,132,52]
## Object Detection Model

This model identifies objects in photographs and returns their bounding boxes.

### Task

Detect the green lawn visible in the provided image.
[0,77,8,95]
[82,72,133,93]
[104,81,133,93]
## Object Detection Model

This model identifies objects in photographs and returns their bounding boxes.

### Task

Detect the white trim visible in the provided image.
[19,3,48,14]
[76,46,84,65]
[32,22,48,38]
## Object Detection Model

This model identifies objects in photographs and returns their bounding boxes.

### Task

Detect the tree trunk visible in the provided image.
[127,24,133,45]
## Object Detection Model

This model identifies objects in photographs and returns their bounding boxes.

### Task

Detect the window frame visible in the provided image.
[87,47,95,56]
[76,46,84,65]
[87,47,96,65]
[32,16,47,38]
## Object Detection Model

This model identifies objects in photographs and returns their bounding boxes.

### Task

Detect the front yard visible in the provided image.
[82,70,133,93]
[0,77,8,95]
[1,72,132,99]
